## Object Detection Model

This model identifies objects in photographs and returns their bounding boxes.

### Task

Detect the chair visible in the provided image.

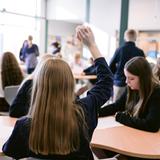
[4,85,20,105]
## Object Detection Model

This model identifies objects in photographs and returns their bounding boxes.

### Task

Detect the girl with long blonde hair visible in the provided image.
[3,26,113,160]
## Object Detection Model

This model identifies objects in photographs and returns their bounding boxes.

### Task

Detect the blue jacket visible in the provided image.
[110,42,145,86]
[3,57,113,160]
[83,64,97,85]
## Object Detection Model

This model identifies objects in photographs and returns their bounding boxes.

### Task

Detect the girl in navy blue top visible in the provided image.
[3,26,113,160]
[99,57,160,132]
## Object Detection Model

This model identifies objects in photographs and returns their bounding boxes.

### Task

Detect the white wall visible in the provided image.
[89,0,121,60]
[47,0,86,22]
[47,20,81,55]
[48,20,80,36]
[90,0,121,36]
[128,0,160,30]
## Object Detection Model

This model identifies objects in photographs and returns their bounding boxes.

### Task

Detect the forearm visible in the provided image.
[88,43,103,60]
[115,112,160,132]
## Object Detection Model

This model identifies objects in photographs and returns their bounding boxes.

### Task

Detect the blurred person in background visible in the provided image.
[109,29,145,102]
[21,35,39,74]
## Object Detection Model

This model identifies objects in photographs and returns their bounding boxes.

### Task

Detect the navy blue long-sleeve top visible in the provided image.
[83,65,97,85]
[3,57,113,160]
[9,79,32,118]
[99,86,160,132]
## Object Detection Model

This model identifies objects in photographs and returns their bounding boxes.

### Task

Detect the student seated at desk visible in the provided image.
[2,26,113,160]
[9,53,94,118]
[9,53,55,118]
[99,56,160,132]
[0,52,24,112]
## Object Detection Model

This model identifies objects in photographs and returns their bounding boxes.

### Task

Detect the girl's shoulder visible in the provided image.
[16,116,31,128]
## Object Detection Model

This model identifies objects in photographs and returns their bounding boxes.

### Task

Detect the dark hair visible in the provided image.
[51,42,61,54]
[1,52,24,89]
[52,42,61,49]
[124,56,158,116]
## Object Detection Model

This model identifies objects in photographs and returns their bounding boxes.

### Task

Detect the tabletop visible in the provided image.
[91,116,160,159]
[1,116,160,159]
[74,74,97,80]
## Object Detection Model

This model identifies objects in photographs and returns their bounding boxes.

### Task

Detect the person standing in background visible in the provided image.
[110,29,145,102]
[21,35,39,74]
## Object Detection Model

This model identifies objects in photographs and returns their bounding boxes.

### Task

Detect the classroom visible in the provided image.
[0,0,160,160]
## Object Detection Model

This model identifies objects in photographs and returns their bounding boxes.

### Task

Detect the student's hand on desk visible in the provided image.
[115,111,131,123]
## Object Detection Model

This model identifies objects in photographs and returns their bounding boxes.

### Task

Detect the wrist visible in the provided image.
[88,43,97,51]
[88,44,103,59]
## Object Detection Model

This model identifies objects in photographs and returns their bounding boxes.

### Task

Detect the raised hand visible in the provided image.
[76,26,96,48]
[76,25,102,59]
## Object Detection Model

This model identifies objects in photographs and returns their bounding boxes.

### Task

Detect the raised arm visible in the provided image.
[76,26,113,108]
[76,26,113,134]
[76,26,102,60]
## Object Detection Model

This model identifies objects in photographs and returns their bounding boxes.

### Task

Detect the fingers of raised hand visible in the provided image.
[76,26,90,39]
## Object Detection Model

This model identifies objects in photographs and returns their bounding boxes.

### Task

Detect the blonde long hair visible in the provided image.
[29,58,86,155]
[19,53,54,90]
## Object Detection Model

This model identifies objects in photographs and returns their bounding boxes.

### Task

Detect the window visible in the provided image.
[0,0,42,60]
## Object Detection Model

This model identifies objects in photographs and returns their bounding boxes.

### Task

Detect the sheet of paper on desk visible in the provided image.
[97,116,123,129]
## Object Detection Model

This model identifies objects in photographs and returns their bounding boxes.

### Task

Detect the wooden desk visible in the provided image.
[74,74,97,80]
[1,116,160,159]
[0,116,17,127]
[91,116,160,159]
[0,116,17,156]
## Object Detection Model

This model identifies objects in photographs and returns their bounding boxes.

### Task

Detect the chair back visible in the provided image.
[4,85,20,105]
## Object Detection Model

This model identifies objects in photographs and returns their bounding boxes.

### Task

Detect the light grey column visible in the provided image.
[86,0,90,22]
